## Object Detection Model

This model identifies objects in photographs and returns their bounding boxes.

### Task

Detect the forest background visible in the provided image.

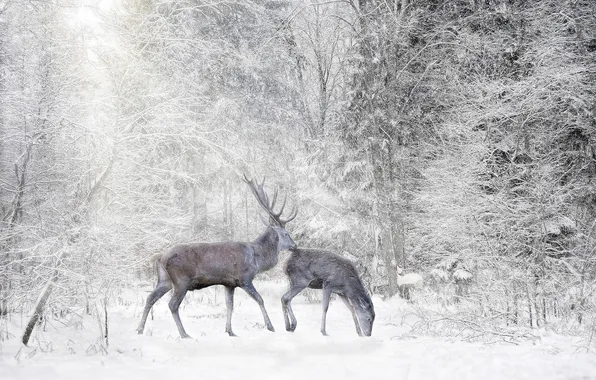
[1,0,595,346]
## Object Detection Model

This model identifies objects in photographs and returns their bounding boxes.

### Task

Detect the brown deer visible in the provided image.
[137,174,297,338]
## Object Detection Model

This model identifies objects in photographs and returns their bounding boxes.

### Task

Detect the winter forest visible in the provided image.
[1,0,596,378]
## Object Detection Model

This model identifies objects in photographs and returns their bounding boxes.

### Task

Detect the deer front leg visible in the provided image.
[320,286,332,336]
[340,295,363,337]
[242,282,275,332]
[281,284,307,332]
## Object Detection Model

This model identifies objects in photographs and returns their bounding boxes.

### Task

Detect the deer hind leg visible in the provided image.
[137,264,172,334]
[168,284,190,339]
[320,286,332,336]
[224,286,237,337]
[339,295,363,337]
[281,282,307,332]
[241,282,274,332]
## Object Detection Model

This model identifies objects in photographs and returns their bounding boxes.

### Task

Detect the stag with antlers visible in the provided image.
[136,174,297,338]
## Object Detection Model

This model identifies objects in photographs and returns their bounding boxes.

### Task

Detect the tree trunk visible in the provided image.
[22,250,65,346]
[278,17,316,137]
[526,282,534,328]
[191,150,207,236]
[369,138,402,296]
[512,298,517,325]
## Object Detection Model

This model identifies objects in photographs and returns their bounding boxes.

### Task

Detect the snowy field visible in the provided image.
[1,281,595,380]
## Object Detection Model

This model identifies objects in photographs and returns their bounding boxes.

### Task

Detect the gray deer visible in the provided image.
[137,174,297,338]
[282,248,375,336]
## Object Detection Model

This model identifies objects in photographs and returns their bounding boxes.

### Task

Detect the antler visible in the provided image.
[242,173,297,227]
[280,205,298,225]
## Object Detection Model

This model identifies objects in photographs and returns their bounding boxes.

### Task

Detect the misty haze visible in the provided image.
[1,0,595,379]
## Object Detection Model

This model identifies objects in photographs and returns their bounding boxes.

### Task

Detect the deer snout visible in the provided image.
[289,239,297,250]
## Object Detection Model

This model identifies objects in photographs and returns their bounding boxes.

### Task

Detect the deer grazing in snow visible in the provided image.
[137,174,297,339]
[282,248,375,336]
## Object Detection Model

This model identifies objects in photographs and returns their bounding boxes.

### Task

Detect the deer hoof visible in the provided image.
[180,333,192,339]
[227,331,238,337]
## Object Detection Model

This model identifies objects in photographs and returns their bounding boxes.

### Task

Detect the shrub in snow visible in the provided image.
[453,268,473,300]
[396,266,423,301]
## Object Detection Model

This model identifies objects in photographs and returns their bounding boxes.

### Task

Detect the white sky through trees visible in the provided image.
[1,0,595,377]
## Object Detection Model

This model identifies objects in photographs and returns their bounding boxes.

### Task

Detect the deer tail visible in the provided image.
[151,253,171,283]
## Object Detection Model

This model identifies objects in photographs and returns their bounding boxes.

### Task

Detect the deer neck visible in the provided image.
[252,227,280,272]
[346,278,365,300]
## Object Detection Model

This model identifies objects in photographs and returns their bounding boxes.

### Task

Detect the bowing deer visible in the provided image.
[137,175,297,338]
[282,248,375,336]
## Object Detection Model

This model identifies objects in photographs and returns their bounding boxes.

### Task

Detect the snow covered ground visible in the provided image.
[1,280,595,380]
